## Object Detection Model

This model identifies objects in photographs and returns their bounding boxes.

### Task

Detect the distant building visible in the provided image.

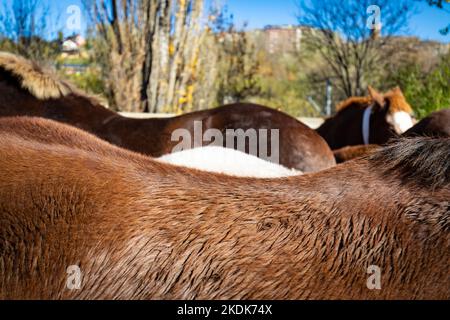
[259,25,306,54]
[62,35,86,53]
[59,34,88,75]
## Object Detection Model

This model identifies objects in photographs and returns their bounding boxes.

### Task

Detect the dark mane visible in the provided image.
[370,137,450,189]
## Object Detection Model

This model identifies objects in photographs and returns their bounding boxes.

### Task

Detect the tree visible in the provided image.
[385,52,450,118]
[212,9,261,105]
[0,0,60,61]
[84,0,215,113]
[297,0,414,98]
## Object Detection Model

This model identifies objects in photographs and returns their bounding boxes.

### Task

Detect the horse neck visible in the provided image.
[370,110,400,144]
[101,115,171,156]
[317,107,367,149]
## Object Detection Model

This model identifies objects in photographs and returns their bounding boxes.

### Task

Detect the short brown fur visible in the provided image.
[333,144,380,163]
[404,108,450,138]
[0,117,448,299]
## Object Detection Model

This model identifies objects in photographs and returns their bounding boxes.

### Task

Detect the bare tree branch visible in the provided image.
[297,0,415,97]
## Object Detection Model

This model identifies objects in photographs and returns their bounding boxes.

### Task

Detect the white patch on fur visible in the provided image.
[157,146,302,178]
[392,111,414,133]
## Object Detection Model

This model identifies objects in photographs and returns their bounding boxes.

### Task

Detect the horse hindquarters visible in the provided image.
[281,127,336,172]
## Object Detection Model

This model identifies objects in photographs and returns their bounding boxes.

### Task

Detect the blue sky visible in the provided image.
[22,0,450,43]
[225,0,450,43]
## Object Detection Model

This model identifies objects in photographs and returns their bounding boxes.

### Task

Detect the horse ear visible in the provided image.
[391,86,404,96]
[368,86,385,109]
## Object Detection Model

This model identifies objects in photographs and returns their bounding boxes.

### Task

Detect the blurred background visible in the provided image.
[0,0,449,118]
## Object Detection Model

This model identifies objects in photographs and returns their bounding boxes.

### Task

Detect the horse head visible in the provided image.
[368,86,415,137]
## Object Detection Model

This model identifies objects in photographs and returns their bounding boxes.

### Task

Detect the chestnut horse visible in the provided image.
[0,52,334,172]
[0,117,448,299]
[333,109,450,163]
[333,108,450,163]
[0,116,300,178]
[317,86,415,150]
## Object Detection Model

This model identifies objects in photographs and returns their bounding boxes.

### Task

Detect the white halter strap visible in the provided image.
[362,106,372,145]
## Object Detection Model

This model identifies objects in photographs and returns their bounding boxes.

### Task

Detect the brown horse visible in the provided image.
[404,108,450,138]
[333,144,380,164]
[317,86,415,150]
[0,117,303,178]
[332,108,450,163]
[0,52,334,172]
[0,117,448,299]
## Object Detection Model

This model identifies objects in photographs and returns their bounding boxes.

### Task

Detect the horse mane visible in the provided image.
[0,51,79,100]
[370,137,450,189]
[335,96,372,112]
[0,51,108,107]
[335,89,413,114]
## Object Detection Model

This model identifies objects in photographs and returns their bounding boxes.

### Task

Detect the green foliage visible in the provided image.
[253,79,315,117]
[254,51,319,117]
[60,67,105,96]
[215,34,262,104]
[213,9,262,105]
[385,53,450,118]
[56,56,90,66]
